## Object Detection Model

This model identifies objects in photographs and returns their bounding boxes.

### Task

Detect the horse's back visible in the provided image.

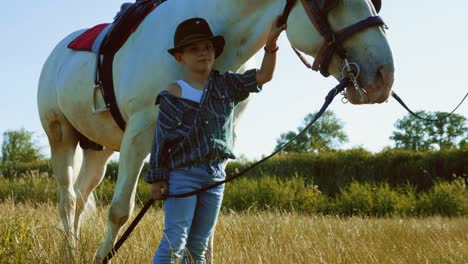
[38,28,89,123]
[38,28,91,103]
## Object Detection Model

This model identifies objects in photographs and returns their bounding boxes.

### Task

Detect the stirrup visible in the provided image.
[92,83,109,113]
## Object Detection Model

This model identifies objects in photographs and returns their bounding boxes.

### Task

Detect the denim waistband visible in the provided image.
[174,159,226,170]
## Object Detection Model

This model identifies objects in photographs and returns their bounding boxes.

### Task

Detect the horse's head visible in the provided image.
[286,0,394,104]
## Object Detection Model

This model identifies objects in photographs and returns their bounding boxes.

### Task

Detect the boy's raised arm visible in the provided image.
[256,16,287,86]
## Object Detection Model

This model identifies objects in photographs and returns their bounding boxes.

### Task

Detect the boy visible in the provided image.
[146,16,286,264]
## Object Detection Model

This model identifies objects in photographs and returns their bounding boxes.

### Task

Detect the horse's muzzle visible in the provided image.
[346,63,394,104]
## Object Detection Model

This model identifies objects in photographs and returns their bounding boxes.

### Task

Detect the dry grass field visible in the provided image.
[1,200,467,264]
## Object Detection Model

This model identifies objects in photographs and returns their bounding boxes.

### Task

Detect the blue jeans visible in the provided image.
[153,160,226,264]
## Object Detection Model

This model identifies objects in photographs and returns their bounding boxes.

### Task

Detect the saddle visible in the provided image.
[67,0,163,150]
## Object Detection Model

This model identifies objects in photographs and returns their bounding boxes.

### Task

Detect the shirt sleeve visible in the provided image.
[224,68,262,102]
[145,117,169,183]
[145,96,170,183]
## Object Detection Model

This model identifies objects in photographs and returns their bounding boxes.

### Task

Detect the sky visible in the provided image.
[1,1,467,161]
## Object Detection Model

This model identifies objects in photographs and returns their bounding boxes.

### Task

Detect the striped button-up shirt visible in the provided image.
[145,69,261,183]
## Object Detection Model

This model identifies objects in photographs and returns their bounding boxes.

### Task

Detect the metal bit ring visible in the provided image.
[342,60,365,102]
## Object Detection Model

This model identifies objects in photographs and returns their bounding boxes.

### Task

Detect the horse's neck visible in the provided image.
[147,0,284,71]
[214,1,284,71]
[114,0,286,98]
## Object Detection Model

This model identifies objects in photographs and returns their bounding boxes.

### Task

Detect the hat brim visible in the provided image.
[168,35,225,58]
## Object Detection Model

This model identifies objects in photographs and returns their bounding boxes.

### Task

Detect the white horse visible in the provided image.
[37,0,394,261]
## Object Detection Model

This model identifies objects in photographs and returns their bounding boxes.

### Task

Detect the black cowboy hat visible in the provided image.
[168,18,225,58]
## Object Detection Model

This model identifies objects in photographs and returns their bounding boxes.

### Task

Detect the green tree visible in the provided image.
[1,129,44,164]
[390,111,467,151]
[274,110,348,153]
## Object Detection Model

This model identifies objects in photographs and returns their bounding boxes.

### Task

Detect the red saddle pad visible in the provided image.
[68,23,110,51]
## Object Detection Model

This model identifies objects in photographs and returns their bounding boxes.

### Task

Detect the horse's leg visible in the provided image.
[44,112,80,238]
[94,110,155,262]
[73,148,114,235]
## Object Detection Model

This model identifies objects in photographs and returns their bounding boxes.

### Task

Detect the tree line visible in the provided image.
[1,111,467,164]
[275,110,467,153]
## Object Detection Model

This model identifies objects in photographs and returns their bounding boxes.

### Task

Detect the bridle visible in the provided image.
[279,0,385,101]
[279,0,467,120]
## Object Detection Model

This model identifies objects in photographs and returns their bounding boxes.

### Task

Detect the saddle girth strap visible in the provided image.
[100,53,127,130]
[96,0,158,131]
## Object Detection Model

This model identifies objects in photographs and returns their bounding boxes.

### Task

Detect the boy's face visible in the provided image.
[174,40,216,73]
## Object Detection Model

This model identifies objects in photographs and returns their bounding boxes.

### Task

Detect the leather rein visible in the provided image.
[102,1,467,262]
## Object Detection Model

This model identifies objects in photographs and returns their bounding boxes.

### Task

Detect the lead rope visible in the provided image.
[102,78,350,264]
[392,91,468,122]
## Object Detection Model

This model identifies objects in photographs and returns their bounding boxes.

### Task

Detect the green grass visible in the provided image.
[0,173,466,217]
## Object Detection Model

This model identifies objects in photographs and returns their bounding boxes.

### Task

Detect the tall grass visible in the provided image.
[0,201,467,263]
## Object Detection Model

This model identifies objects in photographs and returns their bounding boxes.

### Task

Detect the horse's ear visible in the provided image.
[371,0,382,13]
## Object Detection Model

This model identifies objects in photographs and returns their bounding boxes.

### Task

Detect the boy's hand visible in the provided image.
[152,181,168,200]
[266,16,287,49]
